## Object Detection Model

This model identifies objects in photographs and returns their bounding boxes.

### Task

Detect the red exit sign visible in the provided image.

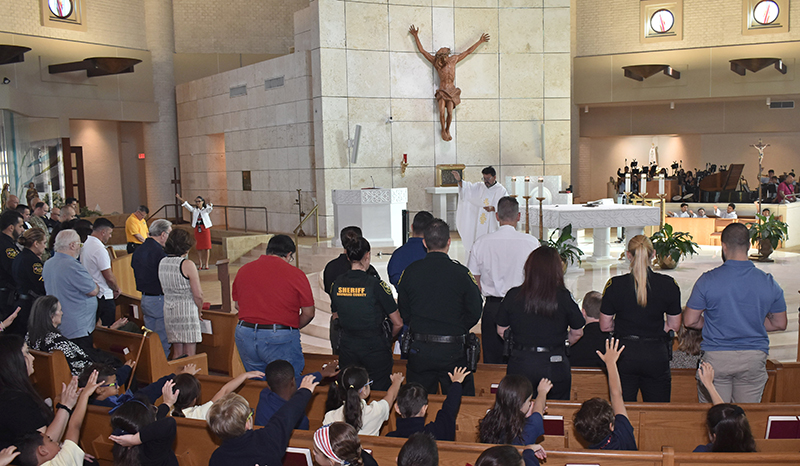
[138,153,145,159]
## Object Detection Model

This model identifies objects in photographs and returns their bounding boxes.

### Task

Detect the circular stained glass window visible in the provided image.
[754,0,780,25]
[650,9,675,34]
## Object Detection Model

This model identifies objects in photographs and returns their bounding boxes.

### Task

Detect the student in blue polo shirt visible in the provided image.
[254,359,338,427]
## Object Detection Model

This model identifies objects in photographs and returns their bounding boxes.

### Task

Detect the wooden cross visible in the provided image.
[171,167,182,223]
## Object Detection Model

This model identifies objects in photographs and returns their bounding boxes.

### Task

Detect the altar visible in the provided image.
[528,203,661,260]
[332,188,408,247]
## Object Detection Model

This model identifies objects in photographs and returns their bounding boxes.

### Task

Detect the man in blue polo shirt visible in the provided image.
[131,218,172,357]
[683,222,786,403]
[43,229,99,352]
[387,211,433,287]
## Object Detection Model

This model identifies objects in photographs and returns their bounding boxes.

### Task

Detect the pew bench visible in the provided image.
[30,349,73,402]
[93,327,208,384]
[196,308,245,376]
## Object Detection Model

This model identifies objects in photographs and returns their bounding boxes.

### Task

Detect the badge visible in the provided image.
[33,263,43,275]
[5,248,17,259]
[602,278,612,295]
[380,281,392,295]
[468,270,478,286]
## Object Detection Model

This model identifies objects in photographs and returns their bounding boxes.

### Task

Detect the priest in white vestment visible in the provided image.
[453,166,508,261]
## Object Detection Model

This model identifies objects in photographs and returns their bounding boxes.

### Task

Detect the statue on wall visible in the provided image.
[409,25,489,141]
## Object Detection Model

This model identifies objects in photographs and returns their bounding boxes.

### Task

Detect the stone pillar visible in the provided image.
[142,0,179,212]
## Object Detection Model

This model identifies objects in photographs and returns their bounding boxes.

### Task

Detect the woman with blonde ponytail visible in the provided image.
[598,235,682,402]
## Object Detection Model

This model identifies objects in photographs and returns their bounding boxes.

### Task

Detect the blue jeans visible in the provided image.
[141,295,170,358]
[235,324,305,382]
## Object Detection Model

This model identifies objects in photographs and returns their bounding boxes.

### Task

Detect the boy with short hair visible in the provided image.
[15,371,102,466]
[79,362,197,411]
[573,338,637,450]
[208,375,319,466]
[568,291,610,368]
[254,359,338,427]
[397,432,438,466]
[386,367,469,440]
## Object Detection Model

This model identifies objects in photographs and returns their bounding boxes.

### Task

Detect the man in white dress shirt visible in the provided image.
[668,203,692,218]
[453,166,508,260]
[714,203,738,219]
[81,218,121,327]
[467,196,539,363]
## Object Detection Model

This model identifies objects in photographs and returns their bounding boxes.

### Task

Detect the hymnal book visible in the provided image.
[283,447,313,466]
[543,415,565,436]
[490,383,499,394]
[766,415,800,439]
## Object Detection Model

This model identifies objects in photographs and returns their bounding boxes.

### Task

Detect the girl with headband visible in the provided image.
[313,422,377,466]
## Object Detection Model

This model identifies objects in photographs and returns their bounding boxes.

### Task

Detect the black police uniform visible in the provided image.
[497,287,585,400]
[331,269,397,391]
[397,252,482,395]
[9,247,45,336]
[323,253,380,354]
[600,270,681,402]
[0,232,19,320]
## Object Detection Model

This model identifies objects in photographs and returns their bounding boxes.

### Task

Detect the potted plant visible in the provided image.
[547,224,584,270]
[747,213,788,262]
[649,223,699,269]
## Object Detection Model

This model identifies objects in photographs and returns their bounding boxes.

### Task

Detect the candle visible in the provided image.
[625,173,631,193]
[641,173,647,193]
[658,173,665,195]
[524,176,530,197]
[538,177,544,198]
[403,153,407,163]
[511,177,517,196]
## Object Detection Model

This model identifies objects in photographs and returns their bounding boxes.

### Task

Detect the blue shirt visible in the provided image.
[387,237,427,286]
[254,371,320,428]
[589,414,637,450]
[43,252,98,339]
[131,237,166,295]
[686,259,786,353]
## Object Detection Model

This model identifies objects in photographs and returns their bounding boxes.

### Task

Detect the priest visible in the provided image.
[452,166,508,260]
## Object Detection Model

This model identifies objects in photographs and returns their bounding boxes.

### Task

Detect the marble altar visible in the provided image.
[331,188,408,247]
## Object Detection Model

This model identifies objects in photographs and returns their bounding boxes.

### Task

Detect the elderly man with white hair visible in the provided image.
[42,229,99,352]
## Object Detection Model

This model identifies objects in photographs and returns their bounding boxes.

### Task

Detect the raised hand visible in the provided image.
[162,380,179,407]
[0,446,20,466]
[390,372,405,385]
[82,370,103,398]
[409,25,419,36]
[480,33,490,43]
[60,376,81,409]
[1,307,20,331]
[180,363,200,375]
[320,360,340,379]
[245,371,265,380]
[451,170,461,182]
[448,367,471,384]
[697,361,714,389]
[299,374,320,393]
[597,337,625,365]
[526,444,546,460]
[537,378,553,396]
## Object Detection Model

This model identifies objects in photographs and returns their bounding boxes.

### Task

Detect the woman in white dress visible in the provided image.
[159,228,204,359]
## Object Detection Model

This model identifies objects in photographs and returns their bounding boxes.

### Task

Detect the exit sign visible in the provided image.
[138,153,145,159]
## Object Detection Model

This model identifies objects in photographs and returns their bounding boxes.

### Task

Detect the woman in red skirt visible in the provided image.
[176,193,214,269]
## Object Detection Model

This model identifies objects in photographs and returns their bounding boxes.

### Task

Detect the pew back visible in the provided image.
[30,349,72,402]
[196,309,245,376]
[93,327,209,384]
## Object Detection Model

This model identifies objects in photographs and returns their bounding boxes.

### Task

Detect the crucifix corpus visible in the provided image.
[409,25,489,141]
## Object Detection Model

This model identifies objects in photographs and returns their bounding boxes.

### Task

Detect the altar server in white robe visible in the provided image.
[452,166,508,260]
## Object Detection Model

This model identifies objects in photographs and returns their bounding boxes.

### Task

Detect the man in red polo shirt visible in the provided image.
[233,234,315,381]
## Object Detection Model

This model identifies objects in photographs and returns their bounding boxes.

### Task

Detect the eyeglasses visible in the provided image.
[247,408,254,422]
[100,382,117,388]
[364,380,374,389]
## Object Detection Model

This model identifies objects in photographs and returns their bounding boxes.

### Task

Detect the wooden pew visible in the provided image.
[303,353,762,403]
[80,401,800,466]
[110,253,139,299]
[30,349,73,402]
[194,374,800,451]
[196,308,245,376]
[767,360,800,402]
[93,327,208,384]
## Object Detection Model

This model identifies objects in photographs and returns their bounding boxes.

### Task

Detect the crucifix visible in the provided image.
[751,138,769,223]
[171,167,182,223]
[409,25,489,141]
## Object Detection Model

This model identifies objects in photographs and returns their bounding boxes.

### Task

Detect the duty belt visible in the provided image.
[412,333,466,344]
[512,343,561,353]
[485,296,503,303]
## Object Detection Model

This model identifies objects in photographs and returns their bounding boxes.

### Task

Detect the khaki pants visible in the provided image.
[697,350,767,403]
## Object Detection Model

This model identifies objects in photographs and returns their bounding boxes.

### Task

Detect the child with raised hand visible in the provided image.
[479,375,552,447]
[573,337,637,450]
[255,359,339,428]
[108,379,181,466]
[388,367,470,440]
[0,446,19,466]
[694,362,756,452]
[170,370,264,419]
[208,374,320,466]
[323,367,405,436]
[14,370,103,466]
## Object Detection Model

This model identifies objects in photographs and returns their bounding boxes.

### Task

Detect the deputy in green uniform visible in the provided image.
[0,210,23,321]
[330,236,402,391]
[397,218,482,396]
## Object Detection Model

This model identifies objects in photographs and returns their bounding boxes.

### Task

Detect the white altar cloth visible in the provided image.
[332,188,408,247]
[528,204,661,260]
